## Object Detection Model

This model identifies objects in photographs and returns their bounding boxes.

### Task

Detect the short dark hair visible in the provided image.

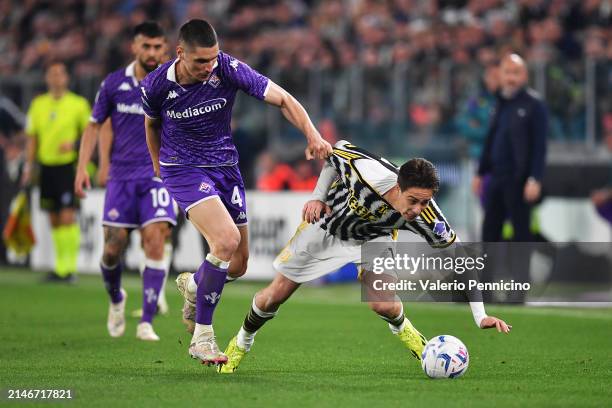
[398,158,439,193]
[178,19,217,48]
[133,21,164,38]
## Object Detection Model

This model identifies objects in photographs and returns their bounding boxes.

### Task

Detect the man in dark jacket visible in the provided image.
[472,53,548,242]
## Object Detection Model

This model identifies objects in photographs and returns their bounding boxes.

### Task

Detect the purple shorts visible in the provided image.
[160,164,248,225]
[102,177,178,228]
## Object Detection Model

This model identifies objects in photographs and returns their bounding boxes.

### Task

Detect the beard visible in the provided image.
[139,59,158,73]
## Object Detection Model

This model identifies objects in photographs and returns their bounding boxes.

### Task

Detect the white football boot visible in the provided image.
[107,289,127,338]
[136,322,160,341]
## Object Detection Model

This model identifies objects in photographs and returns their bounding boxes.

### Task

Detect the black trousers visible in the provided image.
[481,175,532,302]
[482,175,532,242]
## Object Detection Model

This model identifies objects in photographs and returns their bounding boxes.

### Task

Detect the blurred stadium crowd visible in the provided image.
[0,0,611,190]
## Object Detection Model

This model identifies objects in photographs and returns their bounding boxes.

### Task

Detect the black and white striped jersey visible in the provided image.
[320,140,456,247]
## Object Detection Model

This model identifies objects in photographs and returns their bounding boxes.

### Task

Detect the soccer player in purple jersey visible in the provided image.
[75,22,177,341]
[141,19,332,365]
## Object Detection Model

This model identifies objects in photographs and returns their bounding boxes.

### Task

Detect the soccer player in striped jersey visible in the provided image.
[198,140,510,373]
[75,22,177,341]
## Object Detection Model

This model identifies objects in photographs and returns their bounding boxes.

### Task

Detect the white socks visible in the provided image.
[237,327,256,351]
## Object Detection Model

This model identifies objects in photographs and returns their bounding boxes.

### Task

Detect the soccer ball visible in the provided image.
[421,335,469,379]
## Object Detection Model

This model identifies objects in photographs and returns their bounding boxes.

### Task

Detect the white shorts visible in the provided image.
[273,221,395,283]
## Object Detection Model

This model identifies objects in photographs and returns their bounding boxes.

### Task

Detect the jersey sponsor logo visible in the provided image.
[348,189,378,222]
[204,291,221,304]
[108,208,120,220]
[229,59,239,71]
[166,98,227,119]
[208,74,221,88]
[154,208,168,217]
[237,211,247,220]
[198,182,212,193]
[116,103,144,115]
[166,90,179,99]
[118,82,132,91]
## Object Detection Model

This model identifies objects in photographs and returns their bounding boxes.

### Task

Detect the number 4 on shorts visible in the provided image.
[231,185,243,207]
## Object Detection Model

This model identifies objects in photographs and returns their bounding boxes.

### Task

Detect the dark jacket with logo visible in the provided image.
[477,87,548,182]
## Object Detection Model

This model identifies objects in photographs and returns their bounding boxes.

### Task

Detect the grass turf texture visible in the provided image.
[1,269,611,408]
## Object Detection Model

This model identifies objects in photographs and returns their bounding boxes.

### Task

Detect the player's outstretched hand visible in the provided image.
[480,316,512,333]
[302,200,332,224]
[305,138,333,160]
[74,167,91,198]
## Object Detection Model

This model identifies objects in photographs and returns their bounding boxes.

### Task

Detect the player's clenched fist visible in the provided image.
[302,199,331,224]
[305,138,333,160]
[74,167,91,198]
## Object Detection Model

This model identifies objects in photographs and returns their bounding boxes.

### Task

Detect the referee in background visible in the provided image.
[22,62,91,282]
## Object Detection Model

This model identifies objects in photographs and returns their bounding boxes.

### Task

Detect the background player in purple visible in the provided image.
[74,22,177,341]
[141,19,332,365]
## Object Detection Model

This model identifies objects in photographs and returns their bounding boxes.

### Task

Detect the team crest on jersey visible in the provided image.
[167,90,179,99]
[433,220,449,239]
[108,208,120,220]
[198,182,212,193]
[118,82,132,91]
[208,74,221,88]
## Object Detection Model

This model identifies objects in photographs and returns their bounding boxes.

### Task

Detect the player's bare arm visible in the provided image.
[144,116,162,177]
[74,121,102,198]
[263,81,332,160]
[96,119,113,187]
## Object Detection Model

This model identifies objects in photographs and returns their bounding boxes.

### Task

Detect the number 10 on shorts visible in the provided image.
[150,187,170,208]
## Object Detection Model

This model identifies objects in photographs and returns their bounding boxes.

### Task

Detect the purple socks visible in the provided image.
[101,262,123,304]
[195,259,228,325]
[141,265,165,323]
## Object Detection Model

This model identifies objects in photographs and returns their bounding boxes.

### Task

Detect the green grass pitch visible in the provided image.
[1,269,611,407]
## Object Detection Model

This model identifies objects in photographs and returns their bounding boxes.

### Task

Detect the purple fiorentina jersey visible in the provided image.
[91,62,153,180]
[140,51,269,166]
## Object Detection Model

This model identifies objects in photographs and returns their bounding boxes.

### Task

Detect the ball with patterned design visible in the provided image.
[421,335,469,379]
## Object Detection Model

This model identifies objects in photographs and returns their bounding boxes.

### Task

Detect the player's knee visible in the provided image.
[210,230,241,259]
